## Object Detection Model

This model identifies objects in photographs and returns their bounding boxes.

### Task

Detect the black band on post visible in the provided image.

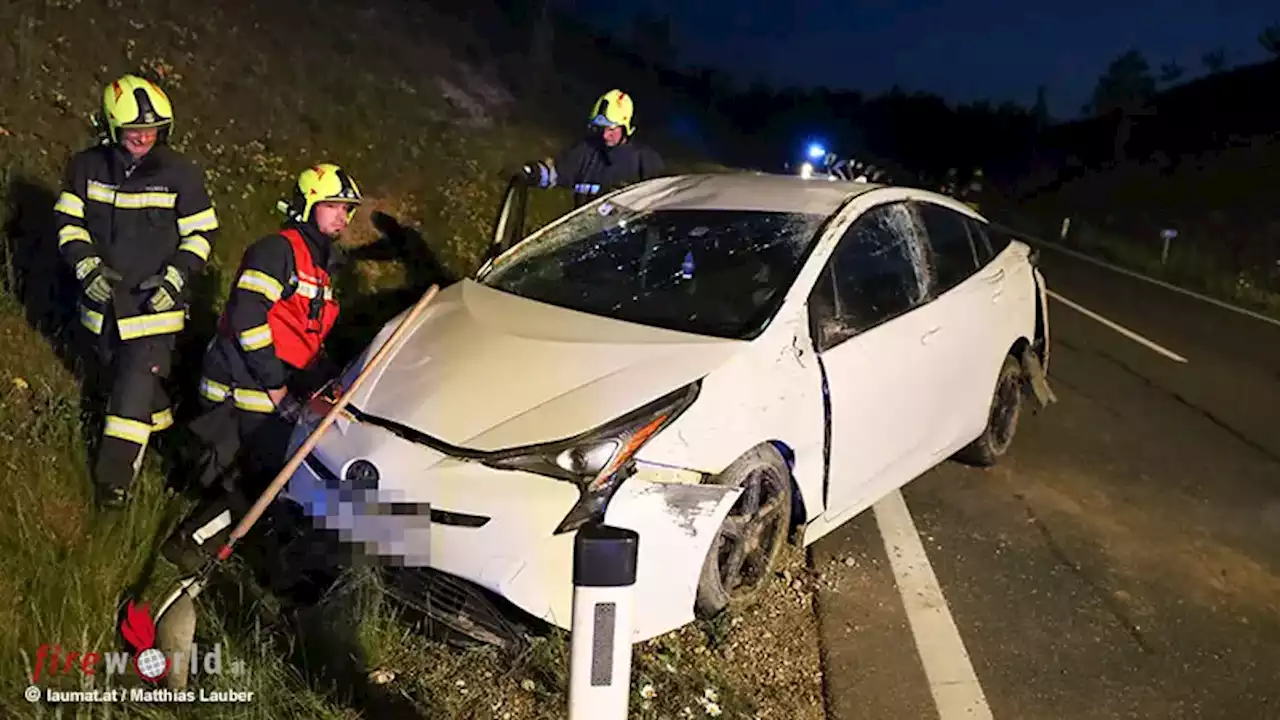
[573,524,639,588]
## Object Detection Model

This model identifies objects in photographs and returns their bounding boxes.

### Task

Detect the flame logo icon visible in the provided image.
[121,601,170,682]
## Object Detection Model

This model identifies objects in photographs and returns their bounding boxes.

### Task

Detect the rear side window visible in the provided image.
[916,202,978,294]
[966,218,1011,264]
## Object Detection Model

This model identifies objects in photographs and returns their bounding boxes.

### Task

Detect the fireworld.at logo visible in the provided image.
[32,601,245,683]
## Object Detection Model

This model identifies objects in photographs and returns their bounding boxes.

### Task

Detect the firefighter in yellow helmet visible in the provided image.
[53,74,219,509]
[522,89,665,207]
[162,163,361,574]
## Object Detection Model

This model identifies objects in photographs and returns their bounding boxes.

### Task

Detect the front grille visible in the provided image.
[305,453,491,527]
[272,499,537,653]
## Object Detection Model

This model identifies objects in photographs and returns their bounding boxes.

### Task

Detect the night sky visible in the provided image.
[575,0,1277,120]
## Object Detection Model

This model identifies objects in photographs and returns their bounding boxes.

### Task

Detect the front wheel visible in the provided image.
[955,354,1024,467]
[694,444,793,617]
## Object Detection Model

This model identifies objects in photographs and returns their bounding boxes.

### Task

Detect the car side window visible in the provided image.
[916,202,978,294]
[966,218,1010,265]
[808,202,929,351]
[988,226,1012,256]
[807,266,843,351]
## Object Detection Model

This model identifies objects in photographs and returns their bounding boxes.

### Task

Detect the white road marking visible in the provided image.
[1030,237,1280,329]
[875,489,994,720]
[1048,290,1190,363]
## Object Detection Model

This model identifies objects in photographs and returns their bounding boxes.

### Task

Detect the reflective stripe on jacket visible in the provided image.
[53,143,218,339]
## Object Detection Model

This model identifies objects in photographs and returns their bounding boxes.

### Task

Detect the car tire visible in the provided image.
[694,444,793,618]
[955,354,1024,467]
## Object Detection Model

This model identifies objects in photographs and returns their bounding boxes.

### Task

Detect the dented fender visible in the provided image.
[1020,344,1056,408]
[603,477,743,641]
[1033,266,1051,374]
[1023,267,1056,409]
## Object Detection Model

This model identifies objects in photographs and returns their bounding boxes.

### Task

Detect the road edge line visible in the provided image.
[1026,236,1280,329]
[1046,290,1190,363]
[874,489,994,720]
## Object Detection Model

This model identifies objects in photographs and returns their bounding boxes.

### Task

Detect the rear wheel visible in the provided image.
[695,444,793,617]
[955,354,1023,467]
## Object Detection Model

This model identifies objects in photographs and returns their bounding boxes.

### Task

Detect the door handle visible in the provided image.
[920,326,942,344]
[985,268,1005,284]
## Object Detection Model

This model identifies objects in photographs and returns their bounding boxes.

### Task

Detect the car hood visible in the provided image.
[344,280,745,452]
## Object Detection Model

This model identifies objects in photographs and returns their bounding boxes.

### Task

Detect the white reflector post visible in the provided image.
[568,523,639,720]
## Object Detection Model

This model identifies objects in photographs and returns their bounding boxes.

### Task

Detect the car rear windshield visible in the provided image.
[477,205,829,339]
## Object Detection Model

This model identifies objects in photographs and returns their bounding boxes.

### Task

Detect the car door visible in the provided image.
[807,201,944,517]
[913,200,998,451]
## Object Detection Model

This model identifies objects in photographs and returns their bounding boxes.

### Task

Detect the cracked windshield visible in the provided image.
[480,203,829,338]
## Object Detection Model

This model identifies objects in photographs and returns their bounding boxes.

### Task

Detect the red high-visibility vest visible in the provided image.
[265,228,339,370]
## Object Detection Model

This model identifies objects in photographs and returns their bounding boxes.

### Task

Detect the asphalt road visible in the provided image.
[811,241,1280,720]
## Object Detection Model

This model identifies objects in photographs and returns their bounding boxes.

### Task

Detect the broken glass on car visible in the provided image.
[478,204,829,339]
[810,202,933,347]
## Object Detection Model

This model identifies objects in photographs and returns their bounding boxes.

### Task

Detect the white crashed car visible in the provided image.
[281,173,1054,645]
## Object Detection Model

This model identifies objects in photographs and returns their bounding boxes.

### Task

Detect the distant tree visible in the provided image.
[1202,48,1227,74]
[628,10,675,65]
[1158,61,1185,84]
[1086,49,1157,165]
[690,66,732,112]
[1087,49,1156,116]
[1260,24,1280,56]
[1031,85,1050,130]
[996,100,1025,117]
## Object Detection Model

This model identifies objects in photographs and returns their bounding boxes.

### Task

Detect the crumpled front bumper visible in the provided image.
[280,417,743,642]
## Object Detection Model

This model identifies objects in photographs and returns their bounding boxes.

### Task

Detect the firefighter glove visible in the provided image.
[276,394,303,423]
[139,265,186,313]
[520,160,556,189]
[79,258,122,304]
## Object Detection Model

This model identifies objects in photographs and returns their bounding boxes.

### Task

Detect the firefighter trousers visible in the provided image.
[164,393,295,571]
[86,319,176,494]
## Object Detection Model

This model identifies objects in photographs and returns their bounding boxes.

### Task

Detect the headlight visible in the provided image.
[555,442,621,476]
[482,381,701,534]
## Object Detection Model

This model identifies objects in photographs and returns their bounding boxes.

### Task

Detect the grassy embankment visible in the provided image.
[1013,141,1280,319]
[0,0,825,718]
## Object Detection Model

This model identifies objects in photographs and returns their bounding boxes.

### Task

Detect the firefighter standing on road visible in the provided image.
[54,74,219,509]
[523,89,665,207]
[161,163,361,574]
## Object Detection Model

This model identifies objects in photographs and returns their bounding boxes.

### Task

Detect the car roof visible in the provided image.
[603,173,885,217]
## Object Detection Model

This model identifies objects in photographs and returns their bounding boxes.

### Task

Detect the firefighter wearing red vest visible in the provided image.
[54,74,220,509]
[161,163,360,573]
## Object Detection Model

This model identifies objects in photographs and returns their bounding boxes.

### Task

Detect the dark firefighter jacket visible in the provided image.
[553,135,666,207]
[53,143,218,341]
[200,223,340,414]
